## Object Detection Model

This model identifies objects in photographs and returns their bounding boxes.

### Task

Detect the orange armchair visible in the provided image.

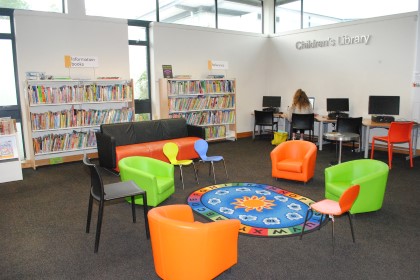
[148,204,240,280]
[270,140,317,183]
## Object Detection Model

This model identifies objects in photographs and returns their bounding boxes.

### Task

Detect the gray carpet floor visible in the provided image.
[0,137,419,280]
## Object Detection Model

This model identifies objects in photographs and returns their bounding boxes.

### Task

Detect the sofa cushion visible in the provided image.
[115,143,151,171]
[101,122,136,146]
[276,159,302,173]
[133,118,188,143]
[114,137,201,170]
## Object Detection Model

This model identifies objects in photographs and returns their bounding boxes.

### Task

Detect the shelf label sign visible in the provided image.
[208,60,228,70]
[64,55,99,68]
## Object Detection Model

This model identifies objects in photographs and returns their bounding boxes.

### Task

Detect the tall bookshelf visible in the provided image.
[26,79,134,169]
[159,78,236,141]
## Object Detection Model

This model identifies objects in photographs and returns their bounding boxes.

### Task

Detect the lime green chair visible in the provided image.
[118,156,175,207]
[325,159,389,214]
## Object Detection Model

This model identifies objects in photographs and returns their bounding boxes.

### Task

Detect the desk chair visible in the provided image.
[291,113,315,141]
[83,155,149,253]
[336,117,363,152]
[253,110,278,140]
[370,121,414,169]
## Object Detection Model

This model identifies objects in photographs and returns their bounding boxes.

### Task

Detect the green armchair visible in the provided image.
[118,156,175,207]
[325,159,389,214]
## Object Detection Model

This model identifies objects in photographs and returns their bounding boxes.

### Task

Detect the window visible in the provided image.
[0,0,64,13]
[128,21,152,121]
[85,0,157,21]
[275,0,419,33]
[0,9,24,159]
[218,0,263,33]
[159,0,216,28]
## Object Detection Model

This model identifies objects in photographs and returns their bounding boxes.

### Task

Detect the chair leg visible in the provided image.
[131,195,136,223]
[86,194,93,233]
[142,193,150,239]
[388,142,393,169]
[330,215,335,254]
[370,139,376,159]
[409,141,413,168]
[192,162,199,185]
[94,201,104,253]
[179,165,185,190]
[300,208,312,240]
[347,212,356,243]
[211,161,217,184]
[208,162,212,176]
[222,159,229,180]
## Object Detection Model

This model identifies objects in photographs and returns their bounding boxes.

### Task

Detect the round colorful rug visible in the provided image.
[187,182,326,237]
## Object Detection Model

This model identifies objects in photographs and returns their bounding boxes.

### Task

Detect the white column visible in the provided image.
[411,1,420,149]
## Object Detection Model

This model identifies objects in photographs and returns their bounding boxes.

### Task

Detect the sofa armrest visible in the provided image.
[187,124,206,139]
[95,131,117,169]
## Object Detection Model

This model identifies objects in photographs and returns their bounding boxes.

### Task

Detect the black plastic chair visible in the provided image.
[83,155,150,253]
[291,113,315,141]
[336,117,363,152]
[253,110,278,139]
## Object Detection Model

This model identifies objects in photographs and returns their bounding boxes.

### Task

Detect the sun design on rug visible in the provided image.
[231,195,276,212]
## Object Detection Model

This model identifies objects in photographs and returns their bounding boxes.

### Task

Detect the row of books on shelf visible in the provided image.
[170,111,235,126]
[30,107,133,131]
[168,95,235,112]
[27,84,132,105]
[0,118,16,135]
[32,130,97,155]
[205,125,226,139]
[167,80,235,95]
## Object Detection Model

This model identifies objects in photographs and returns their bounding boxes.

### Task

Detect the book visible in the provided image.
[162,65,173,78]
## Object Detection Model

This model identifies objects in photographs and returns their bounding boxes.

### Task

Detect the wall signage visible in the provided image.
[208,60,229,70]
[64,55,99,68]
[296,35,371,50]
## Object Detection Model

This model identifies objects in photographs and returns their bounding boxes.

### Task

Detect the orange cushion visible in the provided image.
[276,159,302,173]
[115,137,201,171]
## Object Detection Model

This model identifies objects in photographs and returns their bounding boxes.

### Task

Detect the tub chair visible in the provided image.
[270,140,317,183]
[118,156,175,207]
[325,159,389,214]
[148,204,240,280]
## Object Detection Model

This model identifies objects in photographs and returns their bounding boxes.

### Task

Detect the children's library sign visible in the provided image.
[296,34,371,50]
[64,55,99,68]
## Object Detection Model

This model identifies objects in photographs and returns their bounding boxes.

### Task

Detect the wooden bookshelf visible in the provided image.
[26,79,134,169]
[159,78,237,141]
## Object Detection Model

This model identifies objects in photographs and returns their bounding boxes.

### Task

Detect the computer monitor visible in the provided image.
[368,95,400,115]
[262,96,281,109]
[326,98,349,112]
[308,97,315,110]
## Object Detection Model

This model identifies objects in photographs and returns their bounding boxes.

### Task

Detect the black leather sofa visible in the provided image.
[95,118,205,171]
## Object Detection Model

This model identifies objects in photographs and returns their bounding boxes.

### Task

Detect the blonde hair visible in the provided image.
[292,89,311,109]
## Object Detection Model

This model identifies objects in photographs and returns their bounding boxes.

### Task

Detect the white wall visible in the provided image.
[150,22,269,133]
[12,10,420,159]
[14,10,130,158]
[267,12,417,121]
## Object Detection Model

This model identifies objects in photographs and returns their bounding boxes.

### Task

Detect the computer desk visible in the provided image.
[272,114,418,159]
[362,119,419,159]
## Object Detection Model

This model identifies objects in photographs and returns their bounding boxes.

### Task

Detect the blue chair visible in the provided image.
[194,139,228,184]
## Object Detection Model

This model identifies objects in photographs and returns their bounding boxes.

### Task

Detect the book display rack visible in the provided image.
[0,118,23,183]
[159,78,236,141]
[26,79,134,168]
